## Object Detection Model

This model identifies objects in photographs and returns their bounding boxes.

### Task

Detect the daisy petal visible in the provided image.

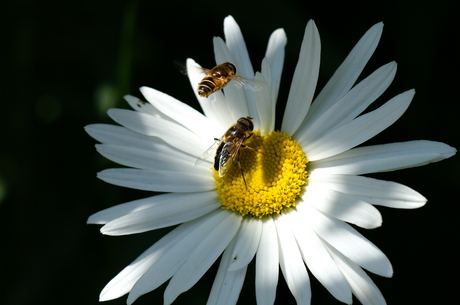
[213,36,251,121]
[296,61,397,144]
[163,211,241,305]
[100,219,205,301]
[311,140,456,175]
[218,16,260,120]
[304,184,382,229]
[298,203,393,277]
[256,217,279,305]
[202,90,236,132]
[306,90,414,161]
[125,211,238,304]
[276,214,311,305]
[124,94,163,116]
[254,71,274,135]
[85,124,162,148]
[213,36,236,64]
[265,28,287,101]
[207,237,247,305]
[97,168,214,192]
[328,246,387,305]
[222,15,254,79]
[227,217,263,271]
[88,192,215,225]
[282,20,320,136]
[309,174,427,208]
[139,86,215,140]
[107,109,209,157]
[289,212,352,303]
[95,143,199,171]
[100,192,218,235]
[306,22,384,120]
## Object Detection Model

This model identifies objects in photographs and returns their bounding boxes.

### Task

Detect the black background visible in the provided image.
[1,0,458,304]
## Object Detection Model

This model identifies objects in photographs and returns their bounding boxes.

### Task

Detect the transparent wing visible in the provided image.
[217,144,233,177]
[228,75,262,91]
[186,64,210,77]
[218,138,244,177]
[195,139,220,166]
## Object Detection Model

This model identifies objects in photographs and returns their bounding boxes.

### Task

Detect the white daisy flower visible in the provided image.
[86,16,456,305]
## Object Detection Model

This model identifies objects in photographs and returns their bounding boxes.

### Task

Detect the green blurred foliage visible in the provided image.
[0,0,458,304]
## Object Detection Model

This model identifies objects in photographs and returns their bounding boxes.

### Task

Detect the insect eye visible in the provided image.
[226,62,237,74]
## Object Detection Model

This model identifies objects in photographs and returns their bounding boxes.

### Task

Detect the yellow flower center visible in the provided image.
[214,130,309,218]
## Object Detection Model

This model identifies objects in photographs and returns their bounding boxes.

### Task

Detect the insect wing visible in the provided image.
[195,139,221,166]
[218,138,245,177]
[186,64,210,77]
[228,75,262,91]
[217,142,235,177]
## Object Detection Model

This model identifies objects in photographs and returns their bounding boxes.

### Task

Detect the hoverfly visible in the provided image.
[196,117,255,183]
[190,62,258,98]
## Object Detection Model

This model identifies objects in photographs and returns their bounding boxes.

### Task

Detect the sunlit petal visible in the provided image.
[282,20,320,135]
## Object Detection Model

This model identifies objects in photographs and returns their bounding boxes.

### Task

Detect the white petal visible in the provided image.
[97,168,214,192]
[227,217,263,271]
[275,214,311,305]
[96,143,200,171]
[306,22,383,120]
[125,210,237,304]
[163,211,241,305]
[309,173,427,209]
[282,20,320,136]
[88,192,215,225]
[256,217,279,305]
[100,218,207,301]
[289,212,352,303]
[107,109,209,157]
[124,94,164,116]
[296,61,397,144]
[222,15,254,79]
[139,86,215,140]
[100,192,219,235]
[218,16,260,120]
[207,237,247,305]
[265,28,287,101]
[213,37,251,121]
[85,124,164,149]
[328,246,387,305]
[208,89,240,129]
[254,71,274,135]
[304,184,382,229]
[311,140,456,175]
[298,203,393,277]
[306,90,414,161]
[225,80,257,125]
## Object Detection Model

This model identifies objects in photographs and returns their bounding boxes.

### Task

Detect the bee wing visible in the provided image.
[228,75,262,91]
[186,64,210,77]
[218,142,234,177]
[218,138,245,177]
[195,139,220,166]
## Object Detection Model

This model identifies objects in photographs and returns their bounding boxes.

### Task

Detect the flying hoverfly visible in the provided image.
[190,62,259,98]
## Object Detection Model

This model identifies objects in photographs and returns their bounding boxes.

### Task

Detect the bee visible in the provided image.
[193,62,258,98]
[196,117,255,183]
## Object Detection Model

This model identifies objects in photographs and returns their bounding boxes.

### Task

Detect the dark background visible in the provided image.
[1,0,458,304]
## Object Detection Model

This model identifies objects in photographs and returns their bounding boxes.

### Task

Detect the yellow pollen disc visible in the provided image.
[213,130,309,218]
